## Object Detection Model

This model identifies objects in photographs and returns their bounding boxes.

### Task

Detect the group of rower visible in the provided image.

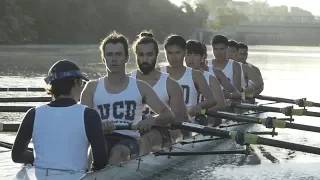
[11,31,264,179]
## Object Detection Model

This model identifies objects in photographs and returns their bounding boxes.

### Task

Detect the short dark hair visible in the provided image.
[186,40,204,56]
[201,43,207,55]
[133,30,159,56]
[46,77,81,99]
[238,42,248,50]
[228,39,239,50]
[99,31,129,63]
[164,34,186,50]
[211,34,228,46]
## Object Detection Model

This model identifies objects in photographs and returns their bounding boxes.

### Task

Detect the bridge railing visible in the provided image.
[246,15,320,24]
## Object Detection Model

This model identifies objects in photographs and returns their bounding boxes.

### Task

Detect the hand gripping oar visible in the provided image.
[253,95,320,108]
[204,111,320,134]
[169,120,320,156]
[229,102,320,118]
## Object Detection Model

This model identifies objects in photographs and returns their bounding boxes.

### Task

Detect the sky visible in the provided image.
[169,0,320,15]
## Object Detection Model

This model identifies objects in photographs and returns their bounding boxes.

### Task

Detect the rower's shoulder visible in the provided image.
[166,75,181,92]
[82,78,100,93]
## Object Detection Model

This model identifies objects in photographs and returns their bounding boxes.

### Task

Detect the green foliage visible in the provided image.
[0,0,210,44]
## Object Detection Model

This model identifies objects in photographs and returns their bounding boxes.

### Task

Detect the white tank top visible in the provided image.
[197,71,211,103]
[130,70,169,119]
[239,62,247,101]
[207,59,212,66]
[160,66,198,122]
[210,59,234,85]
[207,65,215,77]
[32,104,89,172]
[159,66,167,73]
[247,63,254,87]
[93,77,144,138]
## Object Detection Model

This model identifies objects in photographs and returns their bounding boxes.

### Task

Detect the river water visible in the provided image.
[1,45,320,179]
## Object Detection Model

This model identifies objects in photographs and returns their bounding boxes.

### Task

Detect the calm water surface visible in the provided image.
[1,45,320,179]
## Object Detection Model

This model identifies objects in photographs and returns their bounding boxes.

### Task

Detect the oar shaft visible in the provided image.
[286,123,320,133]
[0,97,51,103]
[255,95,295,104]
[258,137,320,155]
[231,103,280,113]
[303,110,320,117]
[0,88,45,92]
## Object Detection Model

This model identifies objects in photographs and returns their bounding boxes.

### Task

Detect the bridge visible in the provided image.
[193,15,320,46]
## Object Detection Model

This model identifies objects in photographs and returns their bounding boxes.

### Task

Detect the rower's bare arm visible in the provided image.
[166,77,188,122]
[137,80,175,125]
[244,65,264,94]
[209,76,226,110]
[192,70,217,109]
[11,108,35,164]
[214,69,241,99]
[232,61,242,91]
[252,65,262,77]
[80,80,98,108]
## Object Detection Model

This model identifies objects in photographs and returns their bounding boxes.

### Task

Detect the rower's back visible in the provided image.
[32,103,89,172]
[93,76,144,138]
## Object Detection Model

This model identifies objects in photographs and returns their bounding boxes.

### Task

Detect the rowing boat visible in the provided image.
[80,108,259,180]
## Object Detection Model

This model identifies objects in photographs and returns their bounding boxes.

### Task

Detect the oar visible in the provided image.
[205,111,320,133]
[230,102,320,118]
[169,121,320,155]
[253,95,320,108]
[0,97,51,103]
[0,122,20,132]
[0,88,45,92]
[0,106,33,112]
[0,141,33,151]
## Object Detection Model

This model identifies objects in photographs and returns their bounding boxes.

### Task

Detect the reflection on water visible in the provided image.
[1,45,320,179]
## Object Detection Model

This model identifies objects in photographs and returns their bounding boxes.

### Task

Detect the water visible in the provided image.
[1,45,320,179]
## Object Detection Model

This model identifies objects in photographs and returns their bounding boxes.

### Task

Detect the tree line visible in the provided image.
[0,0,209,44]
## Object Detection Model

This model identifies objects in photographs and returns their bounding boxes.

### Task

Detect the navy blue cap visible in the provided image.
[44,59,89,84]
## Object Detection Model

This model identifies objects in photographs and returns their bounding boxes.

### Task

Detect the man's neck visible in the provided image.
[55,95,77,102]
[107,71,127,85]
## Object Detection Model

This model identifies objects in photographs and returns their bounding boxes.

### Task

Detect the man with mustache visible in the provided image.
[130,31,188,155]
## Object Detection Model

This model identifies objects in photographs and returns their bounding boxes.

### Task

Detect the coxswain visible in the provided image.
[12,60,108,179]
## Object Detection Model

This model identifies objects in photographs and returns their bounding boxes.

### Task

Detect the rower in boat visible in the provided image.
[238,42,262,78]
[158,34,217,124]
[185,40,226,111]
[11,60,108,179]
[200,42,241,100]
[185,40,226,126]
[130,31,188,155]
[206,35,242,92]
[228,40,264,97]
[80,31,175,165]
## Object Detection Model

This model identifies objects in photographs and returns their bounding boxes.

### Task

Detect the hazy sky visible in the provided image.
[170,0,320,15]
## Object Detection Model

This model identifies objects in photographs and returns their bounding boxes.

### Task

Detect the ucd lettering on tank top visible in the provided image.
[130,70,169,119]
[93,77,144,138]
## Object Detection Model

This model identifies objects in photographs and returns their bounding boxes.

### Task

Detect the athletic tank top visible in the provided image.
[130,70,169,119]
[207,65,215,77]
[197,71,211,103]
[239,62,247,101]
[93,77,144,138]
[207,59,212,66]
[160,66,198,122]
[247,63,254,87]
[210,59,234,85]
[32,104,89,172]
